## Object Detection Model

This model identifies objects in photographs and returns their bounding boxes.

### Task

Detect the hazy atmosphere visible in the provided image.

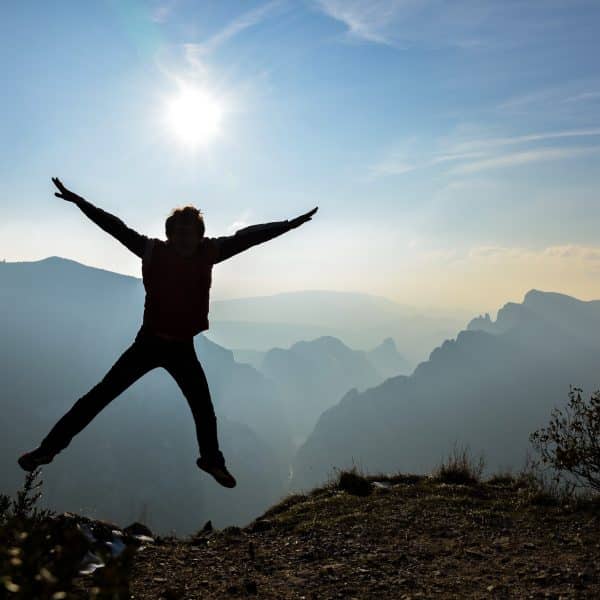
[2,1,600,312]
[3,2,600,597]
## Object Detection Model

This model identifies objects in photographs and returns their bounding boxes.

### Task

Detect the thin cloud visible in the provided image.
[154,1,286,88]
[151,0,178,23]
[496,88,557,111]
[497,83,600,113]
[368,150,485,178]
[368,128,600,179]
[179,0,284,81]
[470,244,600,263]
[313,0,559,49]
[189,1,284,57]
[562,91,600,103]
[450,146,600,175]
[314,0,409,46]
[449,128,600,154]
[368,156,419,177]
[420,243,600,267]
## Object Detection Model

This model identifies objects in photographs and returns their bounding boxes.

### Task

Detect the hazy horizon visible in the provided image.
[4,254,600,532]
[6,251,600,321]
[2,1,600,314]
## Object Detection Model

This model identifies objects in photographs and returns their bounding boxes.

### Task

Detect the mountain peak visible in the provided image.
[523,289,578,305]
[373,337,397,352]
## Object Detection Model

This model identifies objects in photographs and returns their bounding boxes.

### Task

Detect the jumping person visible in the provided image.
[17,177,318,488]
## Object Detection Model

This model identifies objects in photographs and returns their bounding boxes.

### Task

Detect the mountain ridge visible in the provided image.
[292,289,600,491]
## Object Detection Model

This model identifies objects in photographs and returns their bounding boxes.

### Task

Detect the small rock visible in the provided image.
[124,522,153,538]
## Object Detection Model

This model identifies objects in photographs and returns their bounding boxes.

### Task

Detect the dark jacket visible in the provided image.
[74,197,293,339]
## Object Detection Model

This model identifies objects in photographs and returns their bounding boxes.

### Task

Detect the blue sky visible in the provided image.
[2,0,600,312]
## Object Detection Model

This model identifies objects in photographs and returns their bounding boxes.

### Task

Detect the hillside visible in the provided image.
[0,256,293,533]
[7,468,599,599]
[235,336,410,444]
[291,290,600,491]
[0,255,423,531]
[95,475,600,599]
[260,336,383,443]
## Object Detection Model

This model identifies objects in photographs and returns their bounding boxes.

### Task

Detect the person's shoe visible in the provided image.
[196,456,237,488]
[18,446,56,472]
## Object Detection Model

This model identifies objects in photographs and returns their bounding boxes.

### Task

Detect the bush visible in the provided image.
[529,386,600,492]
[486,470,516,486]
[0,469,135,599]
[0,469,88,599]
[336,466,373,497]
[433,444,485,486]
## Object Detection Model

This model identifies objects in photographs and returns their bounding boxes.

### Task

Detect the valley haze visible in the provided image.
[2,256,598,536]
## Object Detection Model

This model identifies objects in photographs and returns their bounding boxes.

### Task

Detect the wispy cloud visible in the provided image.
[368,149,484,178]
[466,244,600,266]
[314,0,410,46]
[449,128,600,153]
[151,0,178,24]
[562,91,600,104]
[450,146,600,175]
[496,88,557,111]
[419,243,600,268]
[368,156,418,177]
[187,1,283,58]
[155,1,285,93]
[368,128,600,179]
[314,0,560,49]
[172,0,285,85]
[497,83,600,115]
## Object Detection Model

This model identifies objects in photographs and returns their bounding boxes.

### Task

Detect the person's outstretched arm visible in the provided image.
[52,177,149,259]
[210,207,318,264]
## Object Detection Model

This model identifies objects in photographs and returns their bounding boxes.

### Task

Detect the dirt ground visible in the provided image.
[75,474,600,599]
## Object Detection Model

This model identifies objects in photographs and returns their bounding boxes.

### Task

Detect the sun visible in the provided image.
[166,86,224,147]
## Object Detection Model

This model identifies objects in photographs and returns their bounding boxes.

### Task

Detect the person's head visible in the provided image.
[165,205,205,256]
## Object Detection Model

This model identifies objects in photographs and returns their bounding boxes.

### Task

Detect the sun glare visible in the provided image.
[166,86,224,147]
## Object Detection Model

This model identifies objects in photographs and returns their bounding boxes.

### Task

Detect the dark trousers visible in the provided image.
[39,326,225,465]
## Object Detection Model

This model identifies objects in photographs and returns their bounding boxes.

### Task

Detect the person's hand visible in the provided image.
[52,177,83,203]
[288,206,318,229]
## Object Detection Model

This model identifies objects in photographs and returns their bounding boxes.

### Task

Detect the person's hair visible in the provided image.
[165,205,205,239]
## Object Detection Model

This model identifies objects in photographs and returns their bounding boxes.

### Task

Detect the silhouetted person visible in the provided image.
[18,177,318,488]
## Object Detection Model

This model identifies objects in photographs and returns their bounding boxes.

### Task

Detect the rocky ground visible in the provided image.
[70,471,600,599]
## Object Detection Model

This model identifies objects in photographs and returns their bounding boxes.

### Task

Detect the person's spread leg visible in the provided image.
[162,340,236,488]
[36,334,158,458]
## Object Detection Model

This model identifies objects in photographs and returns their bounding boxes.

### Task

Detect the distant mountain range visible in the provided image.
[6,257,597,532]
[291,289,600,491]
[238,336,410,445]
[207,289,465,366]
[0,257,293,534]
[0,256,413,533]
